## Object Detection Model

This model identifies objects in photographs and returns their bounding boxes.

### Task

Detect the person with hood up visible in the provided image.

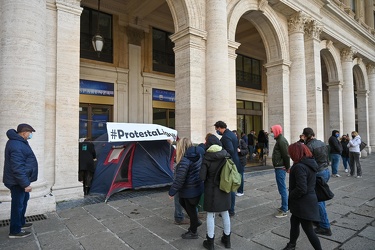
[200,134,232,249]
[347,131,362,178]
[168,137,204,239]
[3,123,38,239]
[328,130,342,177]
[282,142,322,250]
[270,124,290,218]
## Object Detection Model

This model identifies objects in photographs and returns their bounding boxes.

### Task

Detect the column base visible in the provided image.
[52,183,83,202]
[0,193,56,221]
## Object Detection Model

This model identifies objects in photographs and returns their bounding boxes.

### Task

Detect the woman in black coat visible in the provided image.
[232,130,248,196]
[283,142,322,250]
[200,134,232,249]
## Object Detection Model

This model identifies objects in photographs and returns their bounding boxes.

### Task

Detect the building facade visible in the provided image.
[0,0,374,219]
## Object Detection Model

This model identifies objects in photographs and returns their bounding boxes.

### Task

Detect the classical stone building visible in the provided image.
[0,0,374,219]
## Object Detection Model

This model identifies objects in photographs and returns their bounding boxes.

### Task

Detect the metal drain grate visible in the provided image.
[0,214,47,227]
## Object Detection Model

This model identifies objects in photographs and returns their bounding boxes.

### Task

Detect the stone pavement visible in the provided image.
[0,154,374,250]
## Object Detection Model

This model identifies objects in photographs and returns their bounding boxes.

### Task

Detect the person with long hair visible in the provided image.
[200,134,232,249]
[168,137,204,239]
[283,142,322,250]
[347,131,362,178]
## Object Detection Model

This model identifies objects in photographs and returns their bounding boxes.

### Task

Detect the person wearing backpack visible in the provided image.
[214,121,241,217]
[200,134,232,249]
[168,137,204,240]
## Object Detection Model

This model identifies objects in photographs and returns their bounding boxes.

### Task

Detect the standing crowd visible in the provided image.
[3,122,364,250]
[167,122,364,250]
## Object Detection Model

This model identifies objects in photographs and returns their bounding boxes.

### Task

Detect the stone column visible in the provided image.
[264,60,292,143]
[341,48,356,134]
[288,12,309,141]
[206,0,232,130]
[365,0,375,29]
[228,40,241,129]
[0,0,52,220]
[356,90,369,149]
[326,81,343,133]
[304,20,325,139]
[367,64,375,152]
[127,27,144,123]
[170,28,207,143]
[52,0,83,202]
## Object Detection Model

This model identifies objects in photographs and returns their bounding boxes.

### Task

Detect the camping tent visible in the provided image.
[90,132,175,202]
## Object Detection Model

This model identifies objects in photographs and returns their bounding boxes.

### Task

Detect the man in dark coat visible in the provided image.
[328,130,342,177]
[79,138,97,195]
[214,120,240,217]
[3,123,38,238]
[302,127,332,236]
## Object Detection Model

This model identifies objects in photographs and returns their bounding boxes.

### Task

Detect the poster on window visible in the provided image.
[106,122,178,142]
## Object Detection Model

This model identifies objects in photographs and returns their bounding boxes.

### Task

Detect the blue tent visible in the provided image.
[90,133,175,202]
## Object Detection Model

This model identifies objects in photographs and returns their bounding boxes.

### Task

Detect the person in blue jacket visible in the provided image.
[3,123,38,239]
[168,137,204,239]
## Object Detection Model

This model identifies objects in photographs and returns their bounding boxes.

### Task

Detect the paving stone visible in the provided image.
[358,225,375,241]
[118,227,175,249]
[340,235,375,250]
[101,215,141,233]
[38,229,81,250]
[352,204,375,218]
[327,202,356,216]
[84,202,123,220]
[334,213,373,230]
[114,202,155,219]
[64,214,106,237]
[79,231,131,250]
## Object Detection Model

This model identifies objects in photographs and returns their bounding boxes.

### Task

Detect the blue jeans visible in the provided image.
[275,169,288,212]
[10,185,29,234]
[341,156,349,170]
[248,145,255,160]
[237,164,245,194]
[174,192,184,222]
[330,154,340,175]
[316,168,330,229]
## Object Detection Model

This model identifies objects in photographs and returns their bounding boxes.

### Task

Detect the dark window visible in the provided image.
[153,108,175,129]
[236,54,262,90]
[350,0,356,12]
[152,28,175,74]
[80,7,113,63]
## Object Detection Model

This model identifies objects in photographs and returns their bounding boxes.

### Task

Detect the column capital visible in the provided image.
[326,81,343,88]
[304,20,323,40]
[288,12,310,34]
[340,47,356,62]
[257,0,268,13]
[170,27,207,52]
[366,63,375,74]
[228,40,241,59]
[356,89,369,96]
[56,0,82,15]
[126,26,144,46]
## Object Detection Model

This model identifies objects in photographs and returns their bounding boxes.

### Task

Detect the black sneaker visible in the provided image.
[9,230,31,239]
[181,230,198,239]
[314,227,332,236]
[21,223,33,229]
[282,243,296,250]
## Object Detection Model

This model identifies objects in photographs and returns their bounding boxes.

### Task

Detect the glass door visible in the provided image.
[79,104,113,140]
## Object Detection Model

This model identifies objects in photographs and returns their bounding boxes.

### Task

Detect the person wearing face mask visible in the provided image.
[214,121,241,217]
[328,130,343,177]
[340,134,350,173]
[347,131,362,178]
[3,123,38,239]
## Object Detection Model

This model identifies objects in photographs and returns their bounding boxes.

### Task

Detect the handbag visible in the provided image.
[360,141,367,151]
[315,176,334,202]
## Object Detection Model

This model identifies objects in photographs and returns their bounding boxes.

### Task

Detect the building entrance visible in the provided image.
[79,104,113,140]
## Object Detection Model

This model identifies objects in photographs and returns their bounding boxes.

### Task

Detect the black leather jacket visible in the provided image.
[305,138,329,172]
